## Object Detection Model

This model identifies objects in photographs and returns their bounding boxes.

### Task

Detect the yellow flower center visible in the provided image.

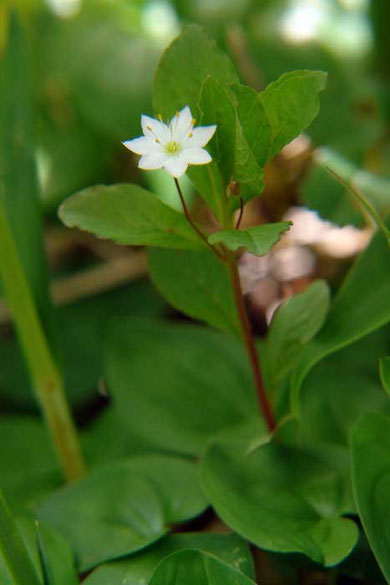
[165,141,180,154]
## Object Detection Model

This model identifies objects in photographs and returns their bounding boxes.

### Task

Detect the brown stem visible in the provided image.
[173,178,224,260]
[235,196,244,229]
[226,251,276,432]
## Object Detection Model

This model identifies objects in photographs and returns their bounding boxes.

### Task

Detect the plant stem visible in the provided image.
[226,250,276,432]
[173,178,224,260]
[235,196,244,229]
[0,197,86,482]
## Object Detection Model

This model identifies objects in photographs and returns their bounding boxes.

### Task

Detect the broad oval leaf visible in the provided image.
[208,222,292,255]
[84,532,255,585]
[105,318,260,455]
[350,413,390,583]
[59,184,205,251]
[148,550,256,585]
[201,431,358,567]
[148,249,240,335]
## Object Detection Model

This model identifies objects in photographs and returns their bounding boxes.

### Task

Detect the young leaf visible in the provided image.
[291,222,390,415]
[350,413,390,582]
[148,249,240,335]
[0,493,41,585]
[153,24,238,119]
[379,357,390,397]
[265,280,330,386]
[105,318,260,455]
[208,222,292,255]
[148,550,256,585]
[59,184,205,251]
[201,431,358,567]
[260,70,327,158]
[37,465,166,571]
[84,533,254,585]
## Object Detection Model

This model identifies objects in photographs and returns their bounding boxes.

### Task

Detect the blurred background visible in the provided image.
[1,0,390,410]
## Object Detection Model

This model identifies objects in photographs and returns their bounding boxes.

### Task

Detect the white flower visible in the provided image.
[122,106,216,178]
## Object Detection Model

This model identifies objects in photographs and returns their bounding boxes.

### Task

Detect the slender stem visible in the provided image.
[173,178,224,260]
[235,196,244,229]
[226,250,276,432]
[0,197,86,482]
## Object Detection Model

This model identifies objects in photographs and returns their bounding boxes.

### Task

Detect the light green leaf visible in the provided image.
[0,493,41,585]
[153,24,238,119]
[37,463,167,571]
[291,223,390,415]
[105,318,260,455]
[380,357,390,397]
[265,280,330,387]
[260,70,327,158]
[59,184,205,251]
[148,249,240,335]
[208,222,291,255]
[84,533,254,585]
[148,550,256,585]
[350,413,390,582]
[201,431,358,567]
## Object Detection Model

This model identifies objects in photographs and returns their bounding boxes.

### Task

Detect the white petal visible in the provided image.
[141,115,170,143]
[138,152,167,170]
[169,106,193,141]
[122,136,162,155]
[164,156,188,178]
[187,125,217,148]
[181,147,212,165]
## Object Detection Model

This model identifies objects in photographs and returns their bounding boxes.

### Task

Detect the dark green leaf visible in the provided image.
[350,413,390,582]
[265,280,330,387]
[153,24,238,119]
[105,318,260,455]
[148,550,256,585]
[84,533,254,585]
[208,222,291,255]
[59,184,205,251]
[291,224,390,415]
[37,463,166,571]
[201,431,358,567]
[148,249,240,335]
[379,357,390,397]
[260,70,327,158]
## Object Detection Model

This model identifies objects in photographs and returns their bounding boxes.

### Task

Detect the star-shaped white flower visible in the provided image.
[123,106,217,178]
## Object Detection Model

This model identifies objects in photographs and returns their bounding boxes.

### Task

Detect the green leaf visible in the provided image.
[59,183,205,251]
[0,12,53,339]
[153,24,238,119]
[201,431,358,567]
[208,222,292,255]
[105,318,260,455]
[0,417,59,511]
[148,550,256,585]
[148,249,240,335]
[265,280,330,387]
[0,493,41,585]
[260,70,327,158]
[84,533,254,585]
[380,357,390,397]
[291,223,390,415]
[37,463,167,571]
[350,413,390,582]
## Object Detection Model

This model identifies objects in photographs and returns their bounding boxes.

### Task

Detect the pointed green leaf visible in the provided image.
[59,184,205,251]
[148,249,240,335]
[208,222,291,255]
[201,432,358,567]
[84,533,254,585]
[260,70,327,158]
[350,413,390,582]
[105,318,260,455]
[153,24,238,119]
[291,222,390,415]
[148,550,256,585]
